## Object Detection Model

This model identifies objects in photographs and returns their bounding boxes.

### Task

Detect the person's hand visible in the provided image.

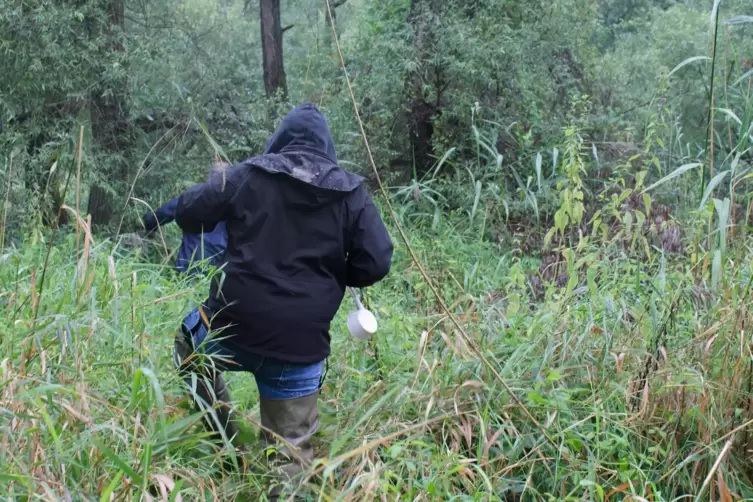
[142,211,159,232]
[141,226,161,240]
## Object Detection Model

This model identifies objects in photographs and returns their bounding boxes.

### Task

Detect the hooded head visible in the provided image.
[264,104,338,164]
[244,103,363,192]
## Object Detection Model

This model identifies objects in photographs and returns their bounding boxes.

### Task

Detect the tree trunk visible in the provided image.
[405,0,440,179]
[409,98,436,178]
[260,0,287,99]
[88,0,129,228]
[324,0,346,45]
[87,184,113,227]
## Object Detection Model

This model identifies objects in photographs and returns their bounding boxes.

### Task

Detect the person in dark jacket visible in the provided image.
[172,103,393,498]
[142,162,230,276]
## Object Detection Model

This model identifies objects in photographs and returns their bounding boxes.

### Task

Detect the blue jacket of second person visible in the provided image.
[143,197,227,275]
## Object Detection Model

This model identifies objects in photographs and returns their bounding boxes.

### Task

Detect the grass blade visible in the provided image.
[716,108,742,126]
[34,397,63,455]
[429,147,457,179]
[726,15,753,25]
[699,170,729,210]
[710,0,721,30]
[100,471,124,502]
[141,441,153,491]
[91,439,140,480]
[642,163,701,192]
[329,386,401,456]
[668,56,710,77]
[471,180,482,221]
[732,69,753,88]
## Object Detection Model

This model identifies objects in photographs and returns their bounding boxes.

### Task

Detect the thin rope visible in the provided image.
[324,0,560,451]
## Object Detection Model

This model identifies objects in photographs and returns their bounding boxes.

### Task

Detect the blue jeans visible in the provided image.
[179,307,325,400]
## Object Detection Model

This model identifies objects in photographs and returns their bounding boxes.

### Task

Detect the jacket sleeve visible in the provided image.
[346,188,394,288]
[175,176,237,234]
[143,197,178,232]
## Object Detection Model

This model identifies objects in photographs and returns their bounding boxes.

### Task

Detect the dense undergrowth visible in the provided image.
[3,177,753,500]
[2,1,753,499]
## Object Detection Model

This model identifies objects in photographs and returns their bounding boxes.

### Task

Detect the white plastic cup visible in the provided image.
[346,287,378,341]
[347,308,378,341]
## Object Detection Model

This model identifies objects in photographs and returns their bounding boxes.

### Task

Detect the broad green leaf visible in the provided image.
[713,197,731,252]
[554,208,567,232]
[544,227,556,247]
[591,216,602,237]
[635,171,648,190]
[712,249,722,290]
[552,147,559,177]
[623,211,633,236]
[587,266,598,298]
[470,180,482,221]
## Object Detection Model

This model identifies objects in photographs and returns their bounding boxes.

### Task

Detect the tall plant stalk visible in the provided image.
[700,0,722,282]
[702,0,722,197]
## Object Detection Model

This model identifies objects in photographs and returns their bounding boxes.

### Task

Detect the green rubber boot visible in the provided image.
[259,392,319,500]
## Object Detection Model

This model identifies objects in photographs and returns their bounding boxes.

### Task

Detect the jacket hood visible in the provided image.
[244,103,363,192]
[264,103,338,162]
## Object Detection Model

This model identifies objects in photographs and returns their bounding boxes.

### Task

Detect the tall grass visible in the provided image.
[3,194,753,500]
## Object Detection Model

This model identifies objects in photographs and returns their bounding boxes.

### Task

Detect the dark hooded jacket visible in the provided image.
[143,198,227,275]
[175,104,393,364]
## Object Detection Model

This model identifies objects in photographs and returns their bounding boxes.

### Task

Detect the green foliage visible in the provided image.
[548,126,587,246]
[2,0,753,499]
[3,194,753,499]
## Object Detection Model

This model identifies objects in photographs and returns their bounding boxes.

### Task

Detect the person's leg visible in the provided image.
[173,308,240,445]
[253,358,325,499]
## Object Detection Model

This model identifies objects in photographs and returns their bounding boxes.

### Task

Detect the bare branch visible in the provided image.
[333,0,348,8]
[282,24,295,33]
